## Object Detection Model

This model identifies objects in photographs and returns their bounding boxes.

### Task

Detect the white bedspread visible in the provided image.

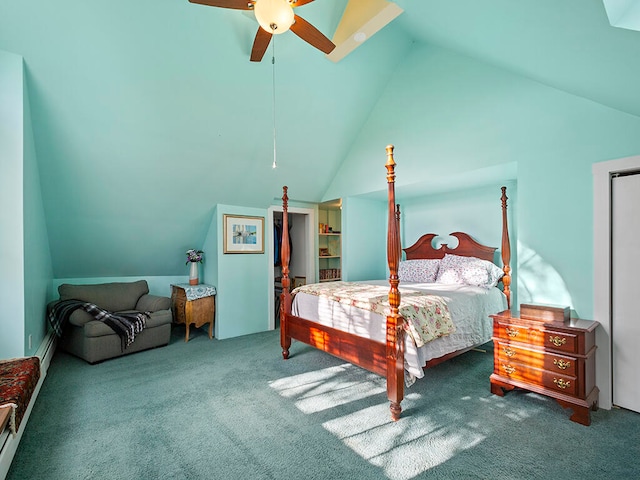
[291,280,507,380]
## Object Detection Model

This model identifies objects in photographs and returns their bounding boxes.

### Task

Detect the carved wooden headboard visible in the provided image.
[403,232,497,262]
[400,187,512,309]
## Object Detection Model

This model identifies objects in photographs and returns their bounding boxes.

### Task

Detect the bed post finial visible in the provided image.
[385,145,396,183]
[281,186,292,359]
[500,186,512,309]
[386,144,404,421]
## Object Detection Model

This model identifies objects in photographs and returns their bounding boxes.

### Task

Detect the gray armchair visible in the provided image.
[52,280,172,363]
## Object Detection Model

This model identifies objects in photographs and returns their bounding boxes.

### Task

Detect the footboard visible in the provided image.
[282,313,387,376]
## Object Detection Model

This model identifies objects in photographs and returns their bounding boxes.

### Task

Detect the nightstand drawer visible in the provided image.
[495,322,529,342]
[496,361,578,397]
[496,342,577,377]
[496,322,579,355]
[541,329,578,355]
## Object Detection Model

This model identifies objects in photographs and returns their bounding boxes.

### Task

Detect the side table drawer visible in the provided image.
[541,329,578,355]
[495,322,579,355]
[171,288,187,324]
[495,322,528,342]
[495,361,578,397]
[496,342,577,377]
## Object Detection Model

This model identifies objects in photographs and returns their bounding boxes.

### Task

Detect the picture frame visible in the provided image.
[294,276,306,288]
[319,247,330,257]
[223,214,264,254]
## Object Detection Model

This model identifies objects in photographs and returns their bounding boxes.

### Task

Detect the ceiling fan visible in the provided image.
[189,0,336,62]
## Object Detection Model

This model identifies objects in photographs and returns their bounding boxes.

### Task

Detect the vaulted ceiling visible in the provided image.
[1,0,638,278]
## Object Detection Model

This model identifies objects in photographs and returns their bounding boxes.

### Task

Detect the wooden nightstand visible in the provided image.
[490,310,599,426]
[171,284,216,342]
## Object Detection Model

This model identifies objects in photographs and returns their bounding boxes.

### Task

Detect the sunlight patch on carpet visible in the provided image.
[269,364,385,414]
[323,405,486,480]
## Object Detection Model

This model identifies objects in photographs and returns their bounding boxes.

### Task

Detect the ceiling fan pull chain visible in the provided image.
[272,36,278,169]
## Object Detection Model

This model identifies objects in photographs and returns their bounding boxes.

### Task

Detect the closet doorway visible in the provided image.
[267,206,315,330]
[594,154,640,411]
[611,171,640,413]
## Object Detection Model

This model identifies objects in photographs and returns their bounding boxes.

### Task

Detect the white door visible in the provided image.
[612,172,640,412]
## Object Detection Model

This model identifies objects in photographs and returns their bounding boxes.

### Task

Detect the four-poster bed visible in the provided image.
[279,145,512,420]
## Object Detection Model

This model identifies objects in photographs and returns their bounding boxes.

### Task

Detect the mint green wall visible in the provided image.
[202,207,218,335]
[327,44,640,320]
[201,209,218,295]
[0,50,25,359]
[207,205,269,340]
[22,63,54,356]
[401,183,517,258]
[341,196,387,281]
[0,50,52,358]
[401,182,518,307]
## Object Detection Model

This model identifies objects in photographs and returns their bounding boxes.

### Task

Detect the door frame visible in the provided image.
[267,205,316,330]
[593,154,640,410]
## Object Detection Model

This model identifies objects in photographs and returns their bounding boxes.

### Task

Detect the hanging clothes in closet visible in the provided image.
[274,218,292,267]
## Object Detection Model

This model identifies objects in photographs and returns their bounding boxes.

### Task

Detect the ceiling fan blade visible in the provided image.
[250,27,272,62]
[290,14,336,55]
[290,0,316,7]
[188,0,253,10]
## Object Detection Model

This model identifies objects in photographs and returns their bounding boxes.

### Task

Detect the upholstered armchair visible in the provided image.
[50,280,172,363]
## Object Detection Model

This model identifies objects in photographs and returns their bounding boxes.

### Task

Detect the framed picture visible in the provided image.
[223,214,264,254]
[294,276,306,288]
[319,247,330,257]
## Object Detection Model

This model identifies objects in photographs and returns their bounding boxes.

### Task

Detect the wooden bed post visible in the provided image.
[386,145,404,421]
[395,204,402,262]
[280,186,292,359]
[500,186,512,309]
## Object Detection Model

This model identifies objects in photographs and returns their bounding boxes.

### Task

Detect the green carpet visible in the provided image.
[7,327,640,479]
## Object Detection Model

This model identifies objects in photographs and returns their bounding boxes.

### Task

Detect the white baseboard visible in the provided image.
[0,331,57,480]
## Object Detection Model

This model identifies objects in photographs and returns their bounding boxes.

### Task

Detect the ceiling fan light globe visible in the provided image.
[254,0,294,34]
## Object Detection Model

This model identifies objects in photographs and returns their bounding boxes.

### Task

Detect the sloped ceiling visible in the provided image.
[0,0,638,278]
[395,0,640,117]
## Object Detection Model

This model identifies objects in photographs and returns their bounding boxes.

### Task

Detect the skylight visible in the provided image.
[603,0,640,31]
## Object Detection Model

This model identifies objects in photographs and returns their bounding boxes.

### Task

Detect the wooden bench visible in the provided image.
[0,357,40,438]
[0,406,10,434]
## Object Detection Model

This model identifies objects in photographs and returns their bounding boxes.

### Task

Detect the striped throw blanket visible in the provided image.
[48,300,149,350]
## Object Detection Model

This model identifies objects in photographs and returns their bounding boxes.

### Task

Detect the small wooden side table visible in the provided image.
[490,309,599,426]
[171,284,216,342]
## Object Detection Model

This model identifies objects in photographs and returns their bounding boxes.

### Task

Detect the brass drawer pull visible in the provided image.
[553,378,571,389]
[503,347,516,358]
[554,358,571,370]
[502,364,516,374]
[505,327,519,338]
[549,335,567,347]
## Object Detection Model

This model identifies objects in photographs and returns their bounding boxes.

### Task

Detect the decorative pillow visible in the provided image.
[435,254,504,288]
[398,259,441,283]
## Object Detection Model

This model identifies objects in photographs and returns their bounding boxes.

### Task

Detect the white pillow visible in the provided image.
[398,259,441,283]
[435,254,504,288]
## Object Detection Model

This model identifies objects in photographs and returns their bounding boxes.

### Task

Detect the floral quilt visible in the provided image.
[292,282,455,347]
